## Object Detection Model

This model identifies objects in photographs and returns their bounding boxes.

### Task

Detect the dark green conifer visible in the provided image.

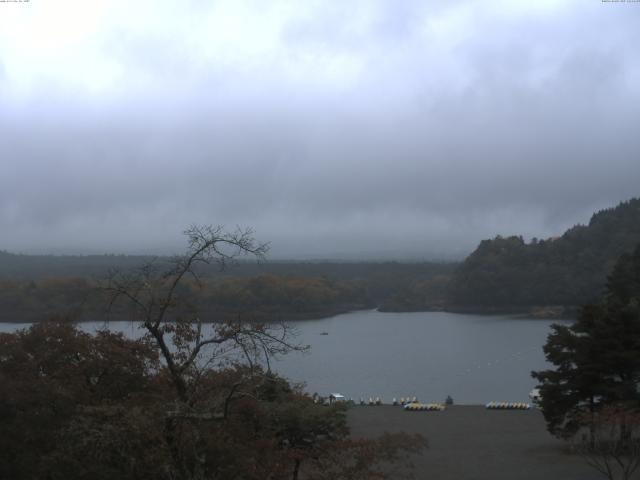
[532,244,640,438]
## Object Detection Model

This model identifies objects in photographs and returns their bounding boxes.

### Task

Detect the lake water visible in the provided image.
[0,310,566,404]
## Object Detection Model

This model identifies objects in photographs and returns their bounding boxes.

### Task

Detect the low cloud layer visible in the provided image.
[1,1,639,259]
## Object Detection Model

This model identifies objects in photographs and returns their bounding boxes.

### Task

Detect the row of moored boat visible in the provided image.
[485,401,531,410]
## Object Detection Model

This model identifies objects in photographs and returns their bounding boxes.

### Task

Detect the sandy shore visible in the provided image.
[348,405,603,480]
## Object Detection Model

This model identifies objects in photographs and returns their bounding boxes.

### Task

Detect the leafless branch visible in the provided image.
[100,225,307,408]
[573,406,640,480]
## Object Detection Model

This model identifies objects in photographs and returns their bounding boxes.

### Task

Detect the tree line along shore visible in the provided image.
[1,197,639,323]
[1,201,639,479]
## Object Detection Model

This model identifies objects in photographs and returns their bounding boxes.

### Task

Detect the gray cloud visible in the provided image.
[0,1,639,258]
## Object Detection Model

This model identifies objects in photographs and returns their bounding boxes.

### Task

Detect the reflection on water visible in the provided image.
[0,310,568,404]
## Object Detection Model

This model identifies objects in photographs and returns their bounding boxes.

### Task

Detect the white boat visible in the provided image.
[529,388,541,403]
[328,393,346,403]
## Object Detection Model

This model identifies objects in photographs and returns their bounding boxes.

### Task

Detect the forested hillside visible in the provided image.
[0,254,455,322]
[447,198,640,312]
[4,198,637,320]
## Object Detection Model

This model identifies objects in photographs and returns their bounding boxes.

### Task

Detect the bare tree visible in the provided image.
[572,405,640,480]
[104,225,307,480]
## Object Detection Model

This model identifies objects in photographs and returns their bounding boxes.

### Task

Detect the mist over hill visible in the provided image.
[447,198,640,312]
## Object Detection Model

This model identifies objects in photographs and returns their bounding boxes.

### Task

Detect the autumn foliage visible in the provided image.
[0,321,424,480]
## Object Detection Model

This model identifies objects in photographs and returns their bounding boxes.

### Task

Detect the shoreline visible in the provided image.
[0,304,374,325]
[379,304,578,319]
[0,305,574,324]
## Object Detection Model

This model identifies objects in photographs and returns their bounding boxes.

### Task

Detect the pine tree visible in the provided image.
[532,244,640,439]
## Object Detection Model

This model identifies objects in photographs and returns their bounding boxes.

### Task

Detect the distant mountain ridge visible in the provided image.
[447,197,640,312]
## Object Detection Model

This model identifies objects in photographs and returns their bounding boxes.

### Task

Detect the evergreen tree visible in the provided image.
[532,244,640,439]
[450,197,640,309]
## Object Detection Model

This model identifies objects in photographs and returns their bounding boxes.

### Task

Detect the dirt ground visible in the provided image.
[347,405,607,480]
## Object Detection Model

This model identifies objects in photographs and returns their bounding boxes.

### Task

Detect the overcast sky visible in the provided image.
[1,0,639,259]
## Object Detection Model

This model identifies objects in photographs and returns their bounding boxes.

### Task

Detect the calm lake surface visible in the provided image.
[0,310,566,404]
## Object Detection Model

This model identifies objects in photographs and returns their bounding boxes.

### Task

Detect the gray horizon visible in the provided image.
[1,1,639,260]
